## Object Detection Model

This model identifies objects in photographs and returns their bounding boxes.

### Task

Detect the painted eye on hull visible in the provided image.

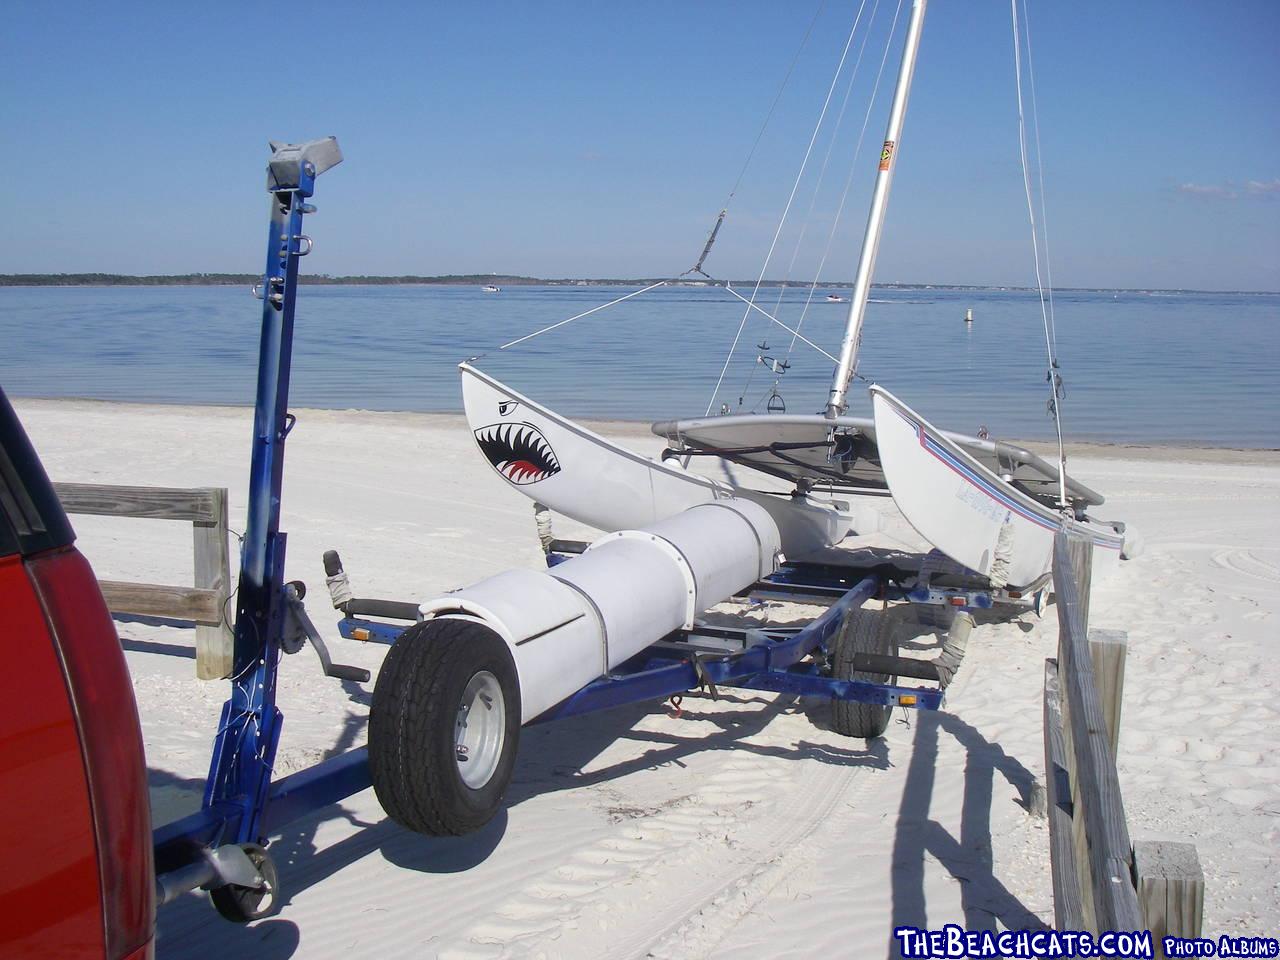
[473,422,562,485]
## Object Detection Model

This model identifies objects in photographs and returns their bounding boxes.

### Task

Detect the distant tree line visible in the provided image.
[0,273,1246,294]
[0,273,553,287]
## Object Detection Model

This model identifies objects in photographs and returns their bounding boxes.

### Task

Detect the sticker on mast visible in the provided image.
[879,140,896,171]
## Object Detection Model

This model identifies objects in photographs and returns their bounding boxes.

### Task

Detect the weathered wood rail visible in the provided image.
[53,482,233,680]
[1044,532,1204,956]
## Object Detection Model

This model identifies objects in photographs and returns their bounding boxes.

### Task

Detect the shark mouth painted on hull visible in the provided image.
[473,422,562,485]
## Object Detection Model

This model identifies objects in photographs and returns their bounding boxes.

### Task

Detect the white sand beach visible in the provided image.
[13,397,1280,959]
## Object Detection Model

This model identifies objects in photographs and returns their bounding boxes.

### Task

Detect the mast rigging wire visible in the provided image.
[1020,0,1059,355]
[495,280,669,351]
[690,0,829,279]
[736,0,880,409]
[726,1,829,205]
[486,2,830,360]
[782,0,902,369]
[722,284,839,363]
[705,4,870,416]
[1010,0,1069,509]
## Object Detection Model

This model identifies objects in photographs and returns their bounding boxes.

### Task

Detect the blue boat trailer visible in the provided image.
[151,139,947,923]
[335,569,945,721]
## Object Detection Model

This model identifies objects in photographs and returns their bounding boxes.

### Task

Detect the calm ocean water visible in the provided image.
[1,284,1276,447]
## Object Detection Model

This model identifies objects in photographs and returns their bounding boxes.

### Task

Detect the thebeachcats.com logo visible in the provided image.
[893,926,1279,959]
[894,925,1154,958]
[1165,935,1280,958]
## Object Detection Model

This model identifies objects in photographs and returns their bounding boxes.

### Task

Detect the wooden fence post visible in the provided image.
[1047,533,1204,943]
[193,487,233,680]
[53,482,233,679]
[1088,628,1127,754]
[1043,658,1085,929]
[1052,533,1143,933]
[1134,841,1204,958]
[1065,533,1093,639]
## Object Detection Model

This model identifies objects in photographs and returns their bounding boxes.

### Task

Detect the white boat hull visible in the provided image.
[461,363,850,557]
[870,386,1123,589]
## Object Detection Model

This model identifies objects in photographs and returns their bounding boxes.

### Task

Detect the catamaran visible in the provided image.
[459,0,1133,593]
[355,0,1143,840]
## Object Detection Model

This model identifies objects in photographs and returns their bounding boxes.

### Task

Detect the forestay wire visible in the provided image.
[705,3,869,416]
[485,3,830,359]
[780,0,902,371]
[742,0,880,407]
[496,280,669,351]
[736,0,883,410]
[1020,0,1059,356]
[691,1,829,279]
[722,284,838,363]
[1010,0,1069,509]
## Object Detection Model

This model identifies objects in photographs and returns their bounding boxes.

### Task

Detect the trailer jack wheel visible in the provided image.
[369,619,521,836]
[209,843,279,923]
[831,606,898,739]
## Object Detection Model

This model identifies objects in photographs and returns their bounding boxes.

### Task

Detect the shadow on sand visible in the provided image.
[155,685,891,957]
[146,602,1044,958]
[886,708,1046,959]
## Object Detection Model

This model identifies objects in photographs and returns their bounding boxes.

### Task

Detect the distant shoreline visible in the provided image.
[1,273,1275,296]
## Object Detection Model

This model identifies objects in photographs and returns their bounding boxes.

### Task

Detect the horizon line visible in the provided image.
[1,272,1276,296]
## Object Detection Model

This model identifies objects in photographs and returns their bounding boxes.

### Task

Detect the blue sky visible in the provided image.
[2,1,1276,290]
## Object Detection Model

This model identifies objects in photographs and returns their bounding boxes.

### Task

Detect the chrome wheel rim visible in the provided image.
[455,670,505,789]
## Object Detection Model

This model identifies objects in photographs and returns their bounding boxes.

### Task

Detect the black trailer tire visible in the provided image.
[369,618,521,836]
[209,844,279,923]
[831,605,898,740]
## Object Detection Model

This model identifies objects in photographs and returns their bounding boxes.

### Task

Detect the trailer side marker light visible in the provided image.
[352,628,371,642]
[899,695,917,706]
[1007,590,1022,599]
[948,597,966,607]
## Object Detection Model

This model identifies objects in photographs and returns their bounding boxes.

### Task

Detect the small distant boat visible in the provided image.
[825,293,847,302]
[482,284,501,293]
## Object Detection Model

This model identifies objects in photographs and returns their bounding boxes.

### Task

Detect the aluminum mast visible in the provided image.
[826,0,928,418]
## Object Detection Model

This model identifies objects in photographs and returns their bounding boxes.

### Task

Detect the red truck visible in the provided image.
[0,387,154,959]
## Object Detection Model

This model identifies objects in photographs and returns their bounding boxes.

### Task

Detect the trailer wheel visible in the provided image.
[830,605,898,740]
[209,843,279,923]
[369,618,521,836]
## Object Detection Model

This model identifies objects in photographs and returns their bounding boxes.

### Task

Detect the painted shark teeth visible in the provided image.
[473,422,562,485]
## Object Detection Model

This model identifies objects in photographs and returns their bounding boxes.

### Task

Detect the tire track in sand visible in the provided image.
[432,702,883,959]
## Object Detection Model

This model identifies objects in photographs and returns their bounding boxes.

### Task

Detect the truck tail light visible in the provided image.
[28,547,155,960]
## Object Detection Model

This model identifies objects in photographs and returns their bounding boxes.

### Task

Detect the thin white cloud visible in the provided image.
[1177,178,1280,200]
[1178,182,1234,197]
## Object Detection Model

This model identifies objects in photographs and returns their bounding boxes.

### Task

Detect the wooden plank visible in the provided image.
[1066,534,1093,632]
[53,482,218,523]
[1053,533,1143,932]
[1043,658,1086,929]
[1134,841,1204,959]
[98,580,222,625]
[193,487,233,680]
[1088,628,1128,754]
[1068,744,1097,931]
